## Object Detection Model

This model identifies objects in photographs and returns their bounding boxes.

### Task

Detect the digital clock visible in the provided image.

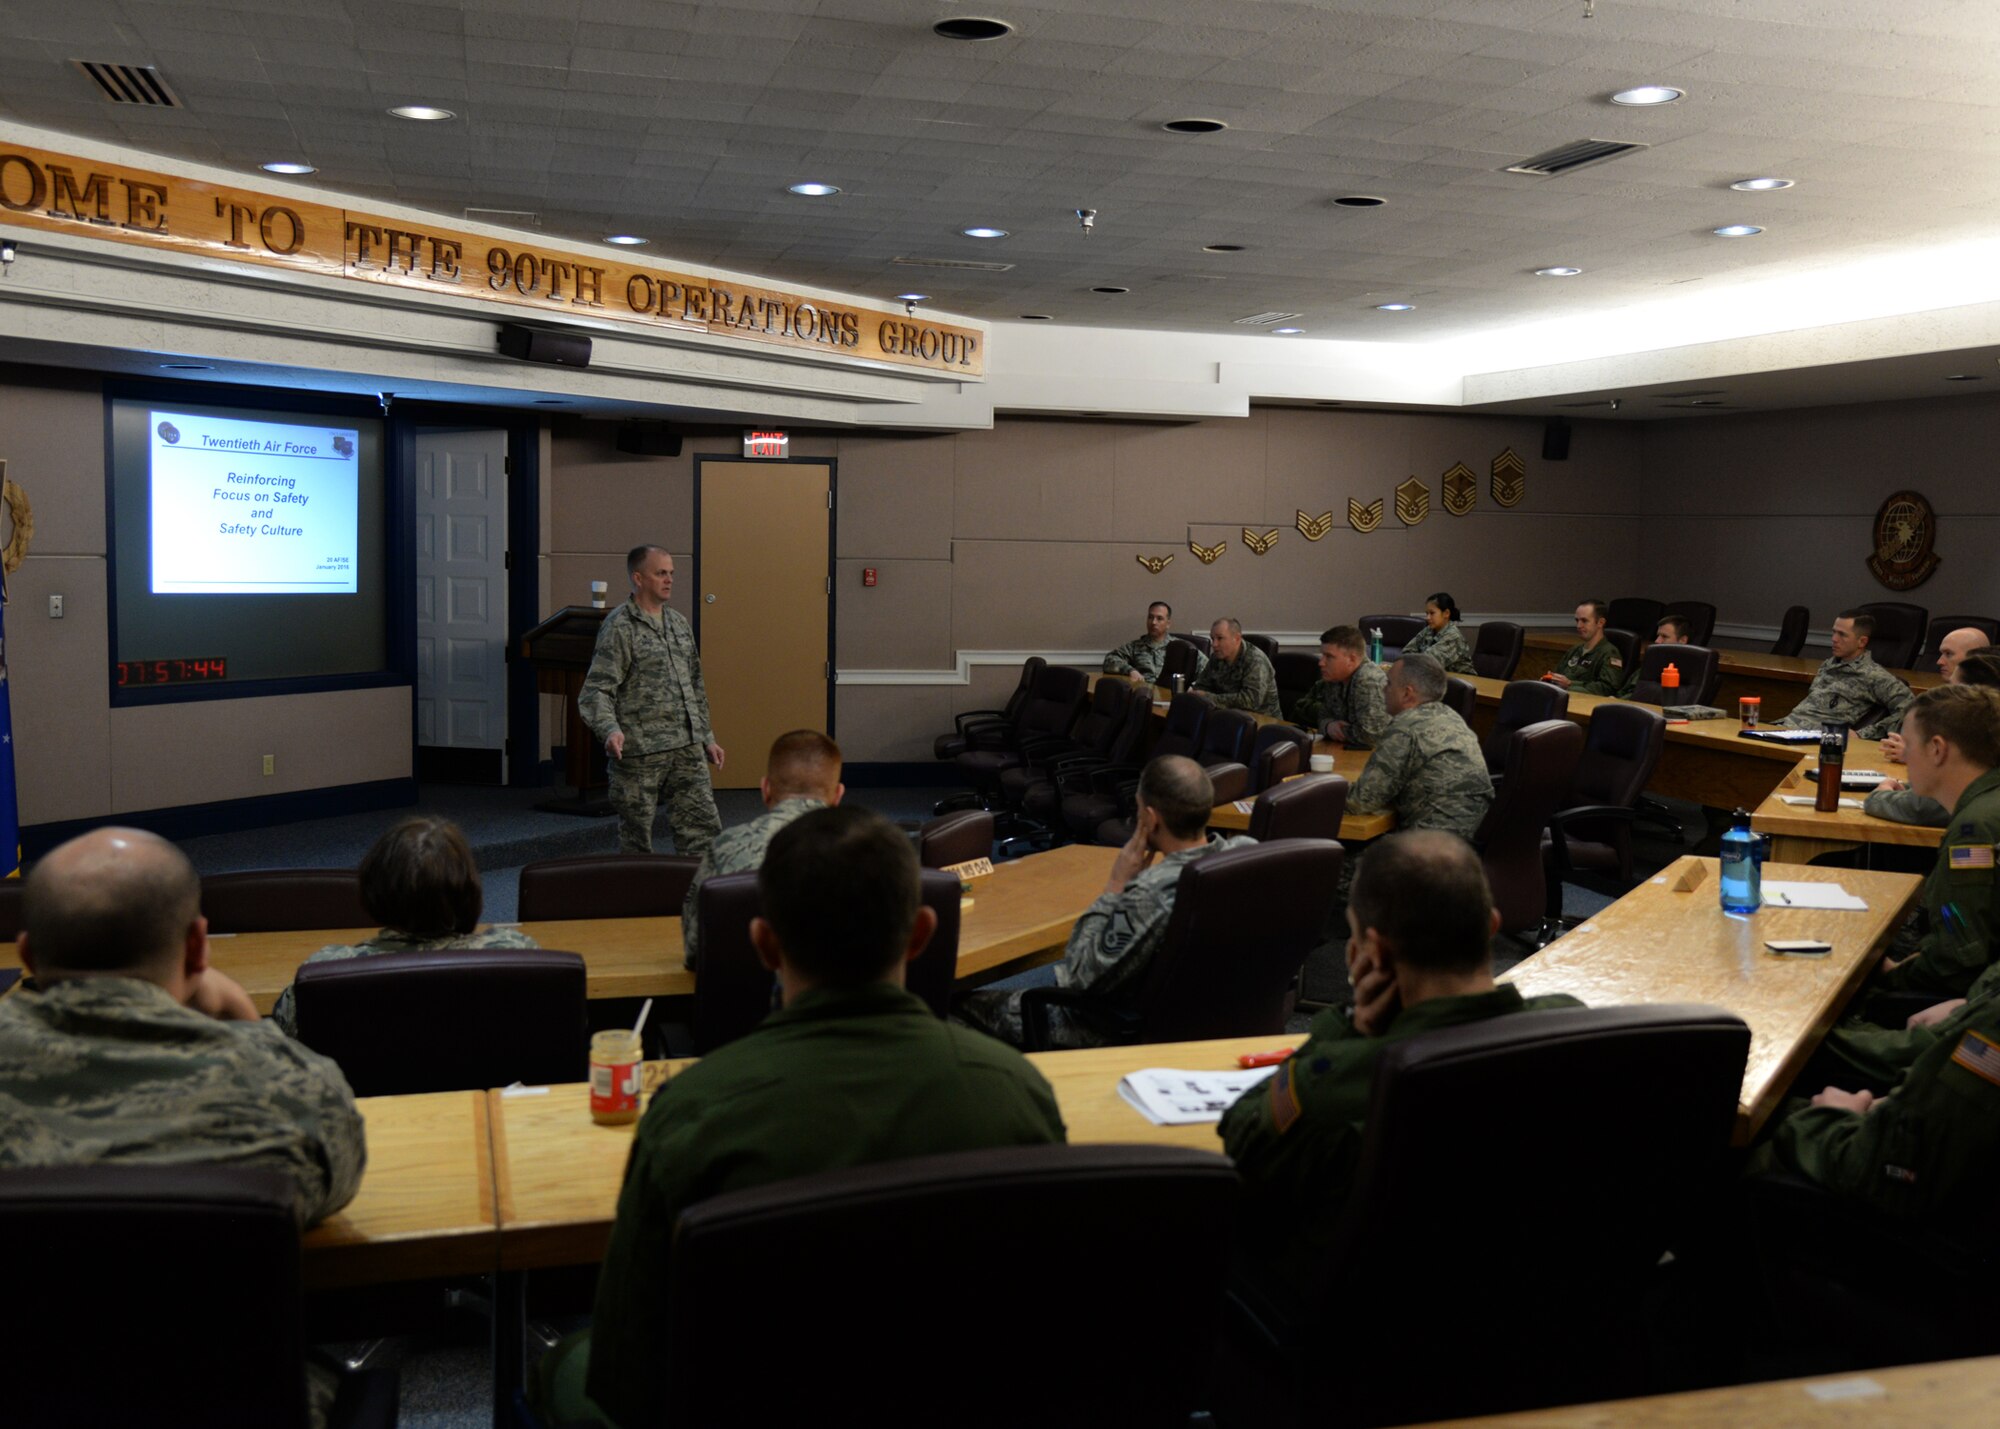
[117,658,229,686]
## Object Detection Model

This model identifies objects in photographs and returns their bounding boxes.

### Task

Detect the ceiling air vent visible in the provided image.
[1505,138,1647,177]
[73,61,181,107]
[1234,311,1302,326]
[892,256,1015,272]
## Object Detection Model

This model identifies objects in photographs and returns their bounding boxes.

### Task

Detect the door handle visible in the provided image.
[705,594,717,604]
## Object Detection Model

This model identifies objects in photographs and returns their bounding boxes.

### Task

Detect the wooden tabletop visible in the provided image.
[1502,856,1922,1145]
[301,1090,497,1289]
[1415,1354,2000,1426]
[1750,752,1944,863]
[488,1031,1298,1269]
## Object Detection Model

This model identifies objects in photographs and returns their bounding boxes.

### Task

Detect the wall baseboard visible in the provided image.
[23,778,419,860]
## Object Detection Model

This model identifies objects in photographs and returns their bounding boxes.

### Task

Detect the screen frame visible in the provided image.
[103,378,415,708]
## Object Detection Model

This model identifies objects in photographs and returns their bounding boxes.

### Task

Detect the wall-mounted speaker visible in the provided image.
[615,422,683,457]
[1541,419,1571,462]
[497,323,592,367]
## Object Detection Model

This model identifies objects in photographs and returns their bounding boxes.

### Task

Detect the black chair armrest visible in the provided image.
[953,708,1008,733]
[1019,985,1131,1053]
[961,723,1020,752]
[1207,761,1250,806]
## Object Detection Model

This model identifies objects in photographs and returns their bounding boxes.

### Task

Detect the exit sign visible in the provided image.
[743,429,788,458]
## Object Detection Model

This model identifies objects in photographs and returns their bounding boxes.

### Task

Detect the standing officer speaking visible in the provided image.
[580,545,726,858]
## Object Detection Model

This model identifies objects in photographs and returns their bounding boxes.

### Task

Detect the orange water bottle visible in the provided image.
[1662,662,1680,691]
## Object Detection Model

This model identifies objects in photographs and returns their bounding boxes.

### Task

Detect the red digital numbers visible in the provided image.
[117,658,228,686]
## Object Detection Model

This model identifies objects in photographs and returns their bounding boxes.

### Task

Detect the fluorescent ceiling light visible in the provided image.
[961,227,1008,239]
[604,234,648,246]
[1713,225,1764,238]
[388,105,455,121]
[260,161,315,175]
[1536,267,1583,277]
[1731,177,1795,192]
[1610,86,1683,106]
[788,182,840,197]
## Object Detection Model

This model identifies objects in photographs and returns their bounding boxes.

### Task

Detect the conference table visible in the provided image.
[1749,758,1944,866]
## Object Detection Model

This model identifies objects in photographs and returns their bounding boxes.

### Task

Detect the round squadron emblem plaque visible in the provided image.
[1867,489,1938,591]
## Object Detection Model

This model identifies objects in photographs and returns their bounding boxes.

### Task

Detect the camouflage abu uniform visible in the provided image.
[0,977,366,1228]
[959,833,1256,1048]
[1553,639,1626,697]
[271,925,541,1036]
[1402,623,1476,675]
[1347,701,1493,839]
[1194,643,1282,718]
[579,598,724,857]
[1103,636,1204,685]
[1296,661,1391,748]
[680,796,827,968]
[1777,652,1914,740]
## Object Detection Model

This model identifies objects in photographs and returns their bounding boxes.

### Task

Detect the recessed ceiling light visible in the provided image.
[1020,313,1054,320]
[1090,285,1129,295]
[787,182,840,197]
[603,234,648,246]
[161,362,213,370]
[961,226,1008,239]
[1161,118,1228,134]
[1203,243,1245,253]
[1712,225,1763,238]
[260,161,316,175]
[1535,266,1583,277]
[1272,327,1305,335]
[1316,401,1343,407]
[896,292,930,303]
[933,17,1013,41]
[1374,303,1415,312]
[1730,177,1795,192]
[1610,85,1683,106]
[533,399,567,404]
[1945,374,1983,382]
[1332,195,1385,208]
[388,104,455,121]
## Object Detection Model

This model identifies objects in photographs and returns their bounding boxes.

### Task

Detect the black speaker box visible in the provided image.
[497,323,592,367]
[615,422,683,458]
[1541,419,1571,462]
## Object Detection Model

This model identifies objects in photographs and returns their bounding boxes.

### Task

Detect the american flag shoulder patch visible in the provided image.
[1269,1060,1303,1134]
[1947,844,1995,871]
[1949,1029,2000,1089]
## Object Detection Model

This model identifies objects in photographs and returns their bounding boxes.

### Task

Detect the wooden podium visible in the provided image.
[521,606,612,815]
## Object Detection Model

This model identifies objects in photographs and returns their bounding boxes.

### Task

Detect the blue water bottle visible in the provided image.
[1719,806,1770,914]
[1369,626,1384,664]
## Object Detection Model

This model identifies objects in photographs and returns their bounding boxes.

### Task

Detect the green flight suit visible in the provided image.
[583,982,1065,1429]
[1862,787,1950,828]
[1220,985,1583,1311]
[1553,638,1626,696]
[1755,998,2000,1224]
[1295,660,1390,748]
[1402,622,1476,675]
[1873,767,2000,996]
[1194,643,1282,717]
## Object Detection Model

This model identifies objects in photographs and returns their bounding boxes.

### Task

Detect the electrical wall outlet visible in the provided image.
[262,754,274,776]
[47,594,62,618]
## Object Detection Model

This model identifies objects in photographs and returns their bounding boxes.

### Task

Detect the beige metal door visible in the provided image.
[696,458,832,790]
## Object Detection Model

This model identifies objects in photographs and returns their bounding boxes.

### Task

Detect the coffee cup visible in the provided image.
[1309,753,1335,773]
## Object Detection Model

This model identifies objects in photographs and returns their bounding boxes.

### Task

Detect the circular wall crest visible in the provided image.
[1,474,31,578]
[1866,489,1938,591]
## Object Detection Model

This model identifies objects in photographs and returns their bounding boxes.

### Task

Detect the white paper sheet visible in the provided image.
[1778,795,1865,810]
[1760,881,1868,911]
[1116,1066,1279,1125]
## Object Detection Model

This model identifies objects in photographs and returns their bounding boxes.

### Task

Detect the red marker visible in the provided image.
[1238,1048,1294,1069]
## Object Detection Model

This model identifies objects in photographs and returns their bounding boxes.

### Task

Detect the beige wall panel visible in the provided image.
[548,422,694,555]
[545,551,696,625]
[951,538,1130,652]
[0,370,107,556]
[833,432,954,560]
[10,555,113,824]
[1262,410,1412,530]
[834,559,952,669]
[1408,417,1642,517]
[953,420,1119,542]
[834,684,955,764]
[109,686,411,814]
[1111,416,1268,535]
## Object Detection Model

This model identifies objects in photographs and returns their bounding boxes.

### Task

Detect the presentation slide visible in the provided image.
[148,409,361,595]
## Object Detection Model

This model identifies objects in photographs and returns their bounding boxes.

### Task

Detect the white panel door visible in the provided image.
[415,428,509,767]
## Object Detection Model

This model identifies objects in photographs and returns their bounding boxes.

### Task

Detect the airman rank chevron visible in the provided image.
[1243,527,1278,555]
[1949,844,1995,870]
[1295,509,1334,541]
[1950,1029,2000,1088]
[1442,462,1476,516]
[1347,497,1383,533]
[1188,538,1226,564]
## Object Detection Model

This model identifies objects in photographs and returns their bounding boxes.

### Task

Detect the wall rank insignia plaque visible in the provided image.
[1243,527,1278,555]
[1135,553,1174,575]
[1394,476,1429,526]
[1347,497,1384,534]
[1188,537,1226,565]
[1295,509,1334,541]
[1867,489,1940,591]
[1442,462,1476,516]
[1491,448,1526,508]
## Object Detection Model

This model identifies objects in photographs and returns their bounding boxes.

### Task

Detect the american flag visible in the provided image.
[1948,844,1995,870]
[1951,1030,2000,1089]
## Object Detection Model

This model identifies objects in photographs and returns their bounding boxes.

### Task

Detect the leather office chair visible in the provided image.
[1207,724,1310,806]
[1918,615,2000,668]
[1474,719,1583,936]
[948,663,1090,802]
[1442,675,1478,723]
[663,1145,1239,1429]
[1247,774,1348,841]
[1471,619,1524,679]
[292,947,588,1096]
[1358,613,1423,660]
[1173,630,1212,657]
[1020,839,1342,1049]
[1225,1005,1749,1426]
[0,1164,398,1429]
[516,853,700,921]
[1601,625,1640,676]
[1159,637,1202,687]
[994,676,1134,813]
[1542,702,1666,935]
[691,868,962,1053]
[1854,601,1928,671]
[1058,692,1207,842]
[1605,596,1664,636]
[1272,650,1320,720]
[1661,600,1718,645]
[1094,706,1257,842]
[0,878,20,940]
[1770,604,1810,657]
[202,869,369,933]
[1243,632,1281,663]
[1483,679,1570,776]
[1028,692,1150,833]
[934,656,1042,762]
[1625,642,1723,707]
[915,810,993,868]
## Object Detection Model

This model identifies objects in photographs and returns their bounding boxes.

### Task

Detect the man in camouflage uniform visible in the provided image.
[1776,610,1914,740]
[1193,616,1281,718]
[1546,599,1627,696]
[580,545,726,857]
[1222,832,1581,1312]
[0,828,365,1229]
[958,755,1255,1048]
[1295,625,1390,748]
[1347,654,1494,840]
[1874,632,1993,784]
[682,729,843,968]
[1103,600,1204,687]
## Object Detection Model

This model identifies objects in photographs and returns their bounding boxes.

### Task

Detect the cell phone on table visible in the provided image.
[1765,939,1832,957]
